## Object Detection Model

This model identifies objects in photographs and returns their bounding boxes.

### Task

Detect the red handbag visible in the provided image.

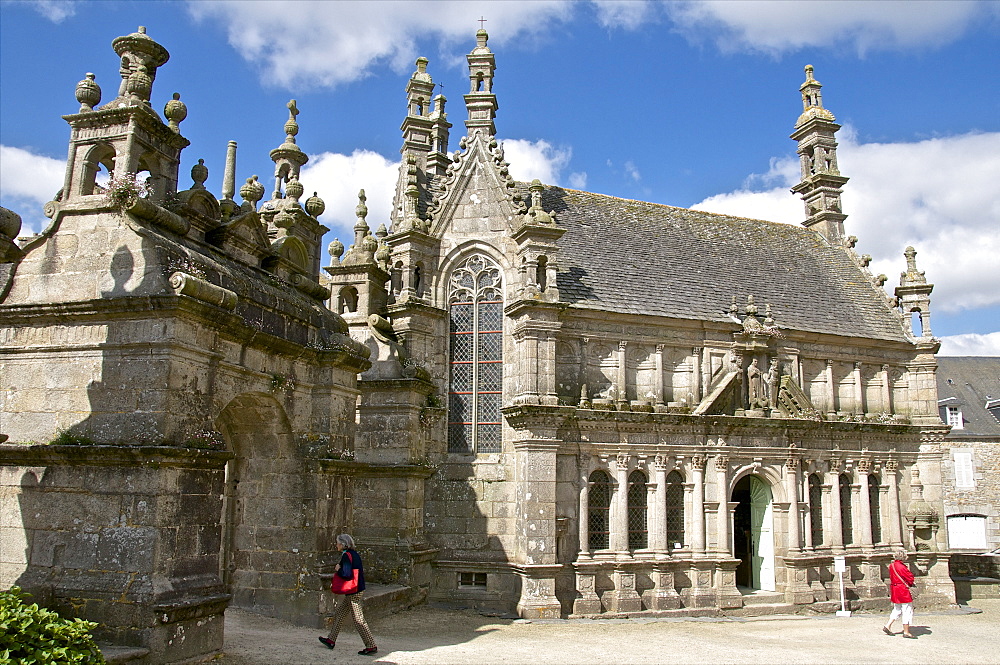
[330,551,359,595]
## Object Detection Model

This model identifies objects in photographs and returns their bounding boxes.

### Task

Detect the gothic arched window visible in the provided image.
[839,474,854,546]
[588,470,612,551]
[808,474,823,547]
[665,470,685,549]
[627,470,648,550]
[447,254,503,453]
[869,474,882,544]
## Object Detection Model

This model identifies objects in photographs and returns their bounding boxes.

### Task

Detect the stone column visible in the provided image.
[825,459,844,551]
[653,455,668,553]
[881,364,893,414]
[611,453,630,553]
[691,455,707,554]
[701,348,712,400]
[691,347,702,402]
[825,359,836,416]
[715,455,730,555]
[803,465,814,551]
[853,361,864,414]
[786,456,801,553]
[578,456,591,557]
[857,460,874,548]
[884,460,904,547]
[616,341,628,403]
[654,344,665,406]
[645,477,657,553]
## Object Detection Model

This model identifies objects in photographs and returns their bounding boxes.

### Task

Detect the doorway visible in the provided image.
[732,475,775,591]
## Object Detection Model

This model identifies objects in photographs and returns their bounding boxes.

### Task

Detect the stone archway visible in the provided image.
[732,474,776,592]
[215,392,315,621]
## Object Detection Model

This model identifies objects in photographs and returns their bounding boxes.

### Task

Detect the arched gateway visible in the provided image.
[733,475,775,592]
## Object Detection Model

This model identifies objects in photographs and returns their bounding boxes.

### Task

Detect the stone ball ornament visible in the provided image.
[164,92,187,132]
[75,73,102,112]
[328,238,344,261]
[240,175,265,206]
[305,192,326,218]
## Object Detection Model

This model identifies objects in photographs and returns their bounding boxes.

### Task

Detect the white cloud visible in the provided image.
[666,0,995,55]
[624,160,642,182]
[187,0,573,90]
[299,150,400,250]
[0,145,66,235]
[594,0,653,29]
[568,172,588,189]
[31,0,77,23]
[502,139,572,186]
[938,332,1000,356]
[691,130,1000,317]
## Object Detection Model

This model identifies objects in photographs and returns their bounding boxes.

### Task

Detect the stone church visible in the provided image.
[0,26,955,663]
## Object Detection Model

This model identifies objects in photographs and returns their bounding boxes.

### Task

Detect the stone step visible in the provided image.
[726,602,798,617]
[740,592,785,606]
[98,646,150,664]
[362,583,427,622]
[953,576,1000,602]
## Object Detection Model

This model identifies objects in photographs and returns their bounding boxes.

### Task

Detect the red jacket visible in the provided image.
[888,559,915,603]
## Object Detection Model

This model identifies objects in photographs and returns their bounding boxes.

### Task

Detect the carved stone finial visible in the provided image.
[191,159,208,190]
[164,92,187,132]
[284,99,300,143]
[804,64,815,81]
[356,189,368,223]
[375,223,388,240]
[328,238,344,262]
[75,72,101,112]
[239,175,264,207]
[284,174,304,202]
[304,191,325,217]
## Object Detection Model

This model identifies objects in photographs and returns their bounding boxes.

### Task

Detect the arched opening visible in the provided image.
[216,393,305,616]
[390,261,403,299]
[627,470,647,550]
[414,262,424,298]
[664,470,685,550]
[910,311,922,337]
[868,473,882,544]
[339,286,359,314]
[839,474,854,545]
[808,474,823,548]
[588,470,612,551]
[536,256,548,292]
[81,144,116,195]
[475,73,484,92]
[733,474,775,591]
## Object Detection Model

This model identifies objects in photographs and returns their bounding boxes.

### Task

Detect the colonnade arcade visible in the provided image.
[571,447,909,614]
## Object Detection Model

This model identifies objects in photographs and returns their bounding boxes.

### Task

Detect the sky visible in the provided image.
[1,0,998,355]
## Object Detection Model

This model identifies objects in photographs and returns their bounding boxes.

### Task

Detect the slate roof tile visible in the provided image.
[537,186,911,343]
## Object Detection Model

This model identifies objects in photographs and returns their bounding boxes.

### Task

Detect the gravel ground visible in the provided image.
[212,599,998,664]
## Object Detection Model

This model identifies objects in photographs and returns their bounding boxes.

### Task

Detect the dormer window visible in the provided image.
[946,406,964,429]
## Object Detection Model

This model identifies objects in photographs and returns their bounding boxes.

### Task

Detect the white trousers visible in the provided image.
[888,602,914,625]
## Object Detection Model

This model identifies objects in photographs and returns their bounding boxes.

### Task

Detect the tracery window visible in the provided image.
[627,470,648,550]
[808,474,823,547]
[447,254,503,453]
[839,474,854,546]
[868,474,882,543]
[588,470,612,551]
[664,470,685,549]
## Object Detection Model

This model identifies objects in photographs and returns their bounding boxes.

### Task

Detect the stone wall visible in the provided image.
[942,439,1000,551]
[0,445,229,662]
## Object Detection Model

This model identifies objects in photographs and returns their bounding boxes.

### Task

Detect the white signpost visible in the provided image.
[834,555,851,617]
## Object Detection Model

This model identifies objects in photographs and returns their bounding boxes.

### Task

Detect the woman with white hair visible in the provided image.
[883,548,916,638]
[318,533,378,655]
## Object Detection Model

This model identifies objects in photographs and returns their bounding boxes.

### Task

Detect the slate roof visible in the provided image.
[937,357,1000,438]
[539,186,911,343]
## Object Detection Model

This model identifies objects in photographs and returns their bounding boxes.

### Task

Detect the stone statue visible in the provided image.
[747,358,764,407]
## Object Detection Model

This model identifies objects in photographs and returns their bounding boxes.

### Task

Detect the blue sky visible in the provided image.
[2,0,998,354]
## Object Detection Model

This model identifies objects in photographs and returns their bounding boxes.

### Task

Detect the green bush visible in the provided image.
[0,586,105,664]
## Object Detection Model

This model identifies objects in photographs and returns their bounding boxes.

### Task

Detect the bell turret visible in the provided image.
[790,65,849,245]
[464,29,498,136]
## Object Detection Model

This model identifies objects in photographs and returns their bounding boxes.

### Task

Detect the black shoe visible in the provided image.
[359,646,378,655]
[318,636,335,649]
